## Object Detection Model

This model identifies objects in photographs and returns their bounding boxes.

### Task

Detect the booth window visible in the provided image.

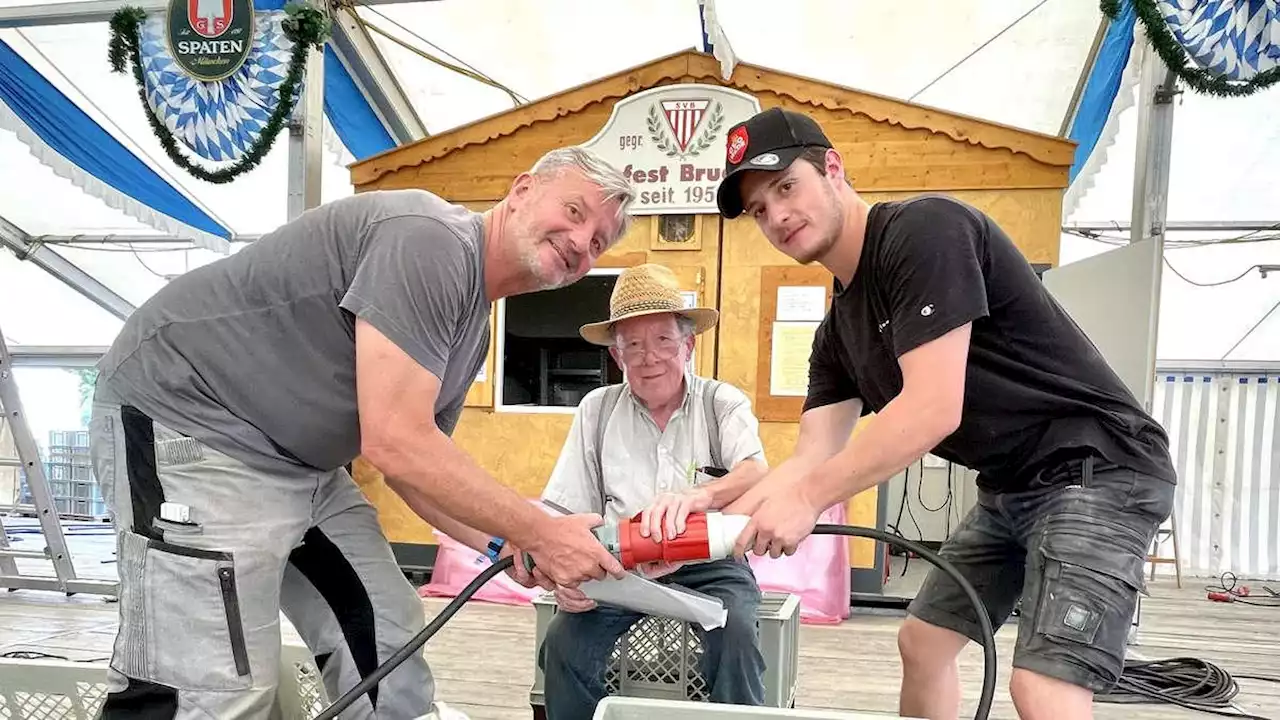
[499,271,624,409]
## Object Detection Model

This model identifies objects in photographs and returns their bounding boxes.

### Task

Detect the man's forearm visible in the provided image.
[723,450,828,515]
[370,428,549,551]
[800,395,952,512]
[390,488,491,554]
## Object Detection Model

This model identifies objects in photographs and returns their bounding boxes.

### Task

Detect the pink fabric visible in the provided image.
[418,531,542,606]
[419,500,552,606]
[747,503,852,625]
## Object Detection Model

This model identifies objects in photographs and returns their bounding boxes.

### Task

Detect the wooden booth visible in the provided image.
[347,50,1076,589]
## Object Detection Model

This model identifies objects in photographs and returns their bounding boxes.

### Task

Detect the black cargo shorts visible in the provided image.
[906,456,1175,692]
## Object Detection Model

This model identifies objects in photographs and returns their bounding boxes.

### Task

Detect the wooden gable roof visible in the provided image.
[350,49,1077,197]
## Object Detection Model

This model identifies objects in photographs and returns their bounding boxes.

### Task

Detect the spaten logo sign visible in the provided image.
[166,0,255,82]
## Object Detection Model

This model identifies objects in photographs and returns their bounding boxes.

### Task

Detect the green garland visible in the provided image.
[108,2,331,184]
[1102,0,1280,97]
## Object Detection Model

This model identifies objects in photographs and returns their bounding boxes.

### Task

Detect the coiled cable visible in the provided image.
[315,524,998,720]
[1099,657,1278,719]
[1204,571,1280,607]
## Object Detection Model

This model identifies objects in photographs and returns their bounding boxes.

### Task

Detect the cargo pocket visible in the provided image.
[113,530,253,691]
[1031,516,1148,683]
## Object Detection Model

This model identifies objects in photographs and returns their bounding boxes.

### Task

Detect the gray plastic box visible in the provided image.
[592,696,915,719]
[531,590,801,713]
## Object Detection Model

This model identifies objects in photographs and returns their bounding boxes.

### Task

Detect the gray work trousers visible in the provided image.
[88,401,434,719]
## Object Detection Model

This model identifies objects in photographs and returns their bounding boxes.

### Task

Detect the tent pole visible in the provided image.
[288,46,325,221]
[1059,16,1111,137]
[1065,220,1279,233]
[1124,40,1179,645]
[1127,39,1179,413]
[32,234,261,245]
[329,6,428,145]
[0,215,136,321]
[7,346,107,368]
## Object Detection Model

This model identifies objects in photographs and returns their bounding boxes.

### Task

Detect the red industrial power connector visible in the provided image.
[521,511,750,574]
[613,511,746,569]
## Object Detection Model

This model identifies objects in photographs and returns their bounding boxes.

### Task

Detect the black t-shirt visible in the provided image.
[803,195,1176,492]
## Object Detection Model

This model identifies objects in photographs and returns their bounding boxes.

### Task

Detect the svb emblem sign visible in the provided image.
[166,0,255,82]
[582,84,762,215]
[652,99,717,156]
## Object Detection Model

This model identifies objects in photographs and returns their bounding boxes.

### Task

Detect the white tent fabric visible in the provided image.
[1060,55,1280,362]
[1,0,1277,360]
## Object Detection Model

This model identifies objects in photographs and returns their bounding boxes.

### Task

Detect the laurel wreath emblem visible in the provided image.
[647,101,725,159]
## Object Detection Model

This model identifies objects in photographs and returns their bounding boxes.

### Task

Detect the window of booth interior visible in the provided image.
[495,268,625,413]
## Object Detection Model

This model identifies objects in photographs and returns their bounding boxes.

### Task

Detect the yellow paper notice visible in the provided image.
[769,321,819,397]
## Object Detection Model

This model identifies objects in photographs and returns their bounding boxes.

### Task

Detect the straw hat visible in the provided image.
[579,264,719,346]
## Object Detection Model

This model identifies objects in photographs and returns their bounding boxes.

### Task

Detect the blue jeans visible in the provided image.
[539,558,766,719]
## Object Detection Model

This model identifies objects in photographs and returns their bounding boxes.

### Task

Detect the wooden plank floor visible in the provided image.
[415,580,1280,720]
[0,520,1277,719]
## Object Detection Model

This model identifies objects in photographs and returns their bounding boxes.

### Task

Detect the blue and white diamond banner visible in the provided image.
[1157,0,1279,81]
[138,10,297,163]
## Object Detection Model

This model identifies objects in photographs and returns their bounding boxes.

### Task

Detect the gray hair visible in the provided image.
[610,313,697,345]
[529,146,637,245]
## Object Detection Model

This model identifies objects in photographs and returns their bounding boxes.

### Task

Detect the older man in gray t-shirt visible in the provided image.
[87,147,634,719]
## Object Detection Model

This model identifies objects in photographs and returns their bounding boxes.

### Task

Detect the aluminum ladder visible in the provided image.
[0,327,116,596]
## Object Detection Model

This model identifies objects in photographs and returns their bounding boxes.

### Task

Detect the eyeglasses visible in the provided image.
[617,337,683,362]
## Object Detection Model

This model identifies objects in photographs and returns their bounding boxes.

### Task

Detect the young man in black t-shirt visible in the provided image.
[714,107,1176,719]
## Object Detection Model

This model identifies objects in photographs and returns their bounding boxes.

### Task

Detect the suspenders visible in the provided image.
[590,380,723,516]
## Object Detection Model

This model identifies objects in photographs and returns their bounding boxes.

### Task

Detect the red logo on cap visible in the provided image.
[726,127,749,165]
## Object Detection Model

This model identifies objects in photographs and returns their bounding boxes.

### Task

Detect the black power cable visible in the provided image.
[314,524,998,720]
[916,459,951,513]
[814,524,996,720]
[314,555,512,720]
[1204,571,1280,607]
[889,467,918,578]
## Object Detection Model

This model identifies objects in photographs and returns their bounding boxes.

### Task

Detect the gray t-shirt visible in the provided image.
[93,189,491,476]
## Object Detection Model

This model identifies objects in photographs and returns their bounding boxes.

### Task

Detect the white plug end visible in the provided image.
[705,512,750,561]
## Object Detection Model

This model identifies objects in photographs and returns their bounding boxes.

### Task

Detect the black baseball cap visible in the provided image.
[716,107,834,219]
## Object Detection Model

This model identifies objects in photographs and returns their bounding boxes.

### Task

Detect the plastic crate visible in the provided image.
[592,697,909,719]
[48,430,90,449]
[21,475,106,518]
[531,590,800,714]
[47,448,91,466]
[0,640,326,719]
[70,479,96,499]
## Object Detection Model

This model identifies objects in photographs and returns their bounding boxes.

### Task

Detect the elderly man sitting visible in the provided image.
[537,263,770,718]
